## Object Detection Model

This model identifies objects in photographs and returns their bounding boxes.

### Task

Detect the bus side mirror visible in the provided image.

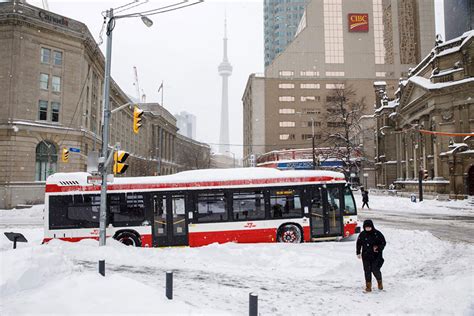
[304,206,309,214]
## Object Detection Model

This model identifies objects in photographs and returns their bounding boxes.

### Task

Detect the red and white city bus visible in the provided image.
[43,168,359,247]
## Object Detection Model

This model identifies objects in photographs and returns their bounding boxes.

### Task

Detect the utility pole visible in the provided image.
[99,8,114,248]
[311,117,316,170]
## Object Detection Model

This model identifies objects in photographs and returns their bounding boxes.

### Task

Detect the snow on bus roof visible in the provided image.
[46,168,345,186]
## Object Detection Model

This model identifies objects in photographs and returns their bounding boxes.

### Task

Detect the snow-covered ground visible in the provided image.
[1,198,473,315]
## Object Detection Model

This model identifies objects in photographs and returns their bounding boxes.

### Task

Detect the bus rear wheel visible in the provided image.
[115,231,141,247]
[278,224,302,243]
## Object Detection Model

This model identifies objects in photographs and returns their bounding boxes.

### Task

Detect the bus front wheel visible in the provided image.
[277,224,302,243]
[114,231,141,247]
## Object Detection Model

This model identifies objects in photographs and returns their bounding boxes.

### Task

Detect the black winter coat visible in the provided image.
[362,191,369,203]
[356,228,386,263]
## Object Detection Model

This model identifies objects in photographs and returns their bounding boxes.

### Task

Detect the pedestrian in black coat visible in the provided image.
[356,219,386,292]
[361,190,369,209]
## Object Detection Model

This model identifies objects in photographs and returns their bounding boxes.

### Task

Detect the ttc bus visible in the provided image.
[43,168,359,247]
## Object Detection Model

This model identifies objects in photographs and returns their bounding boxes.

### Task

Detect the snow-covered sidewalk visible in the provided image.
[1,226,473,315]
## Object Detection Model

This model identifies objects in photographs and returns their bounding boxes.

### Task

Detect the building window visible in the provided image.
[325,71,345,76]
[51,102,60,122]
[35,141,57,181]
[301,121,321,127]
[278,83,295,89]
[302,108,321,115]
[53,51,63,66]
[40,73,49,90]
[279,96,295,102]
[326,83,345,89]
[279,121,295,127]
[279,134,295,140]
[300,70,319,77]
[38,100,48,120]
[279,108,295,114]
[279,70,294,77]
[327,121,344,127]
[52,76,61,92]
[373,0,385,64]
[376,72,386,77]
[323,0,344,64]
[301,96,320,102]
[41,48,51,64]
[300,83,320,89]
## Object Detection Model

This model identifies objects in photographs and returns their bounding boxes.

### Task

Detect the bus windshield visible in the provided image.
[343,186,357,215]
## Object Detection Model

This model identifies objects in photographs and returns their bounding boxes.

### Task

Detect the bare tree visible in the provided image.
[323,85,367,178]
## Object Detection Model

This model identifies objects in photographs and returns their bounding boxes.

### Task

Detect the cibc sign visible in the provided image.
[348,13,368,32]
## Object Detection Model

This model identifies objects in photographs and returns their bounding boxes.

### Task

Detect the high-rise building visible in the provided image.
[244,0,436,167]
[175,111,196,139]
[218,18,232,154]
[444,0,474,40]
[264,0,309,67]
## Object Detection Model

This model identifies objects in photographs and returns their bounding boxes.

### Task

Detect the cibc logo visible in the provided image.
[348,13,369,32]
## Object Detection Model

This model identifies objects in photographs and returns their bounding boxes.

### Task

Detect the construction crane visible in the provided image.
[133,66,146,103]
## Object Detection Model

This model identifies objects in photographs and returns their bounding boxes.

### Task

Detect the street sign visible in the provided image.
[69,147,81,153]
[87,175,102,185]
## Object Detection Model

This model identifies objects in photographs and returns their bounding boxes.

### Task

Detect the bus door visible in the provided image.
[309,186,343,238]
[152,194,188,247]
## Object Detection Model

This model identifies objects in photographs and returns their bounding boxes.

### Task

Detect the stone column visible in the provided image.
[433,135,440,179]
[405,134,411,180]
[413,142,418,180]
[396,132,403,180]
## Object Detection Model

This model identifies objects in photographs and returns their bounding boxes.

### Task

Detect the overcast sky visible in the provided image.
[28,0,444,158]
[28,0,263,158]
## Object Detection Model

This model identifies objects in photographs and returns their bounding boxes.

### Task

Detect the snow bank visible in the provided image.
[1,227,473,315]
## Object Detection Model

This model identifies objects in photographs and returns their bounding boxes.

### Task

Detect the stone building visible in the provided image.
[175,134,211,172]
[0,2,206,208]
[374,30,474,197]
[243,0,435,172]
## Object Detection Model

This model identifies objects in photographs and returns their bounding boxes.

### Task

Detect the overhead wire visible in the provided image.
[117,0,203,19]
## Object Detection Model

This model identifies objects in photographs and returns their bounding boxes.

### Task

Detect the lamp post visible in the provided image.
[98,8,153,250]
[311,117,316,170]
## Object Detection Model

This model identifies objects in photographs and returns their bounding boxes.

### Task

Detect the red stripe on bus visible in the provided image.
[188,228,279,246]
[45,176,343,193]
[42,234,153,247]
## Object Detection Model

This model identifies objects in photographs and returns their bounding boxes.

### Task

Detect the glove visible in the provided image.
[357,254,361,259]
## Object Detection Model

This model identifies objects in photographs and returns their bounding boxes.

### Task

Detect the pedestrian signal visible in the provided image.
[113,150,129,175]
[133,106,144,134]
[62,148,69,163]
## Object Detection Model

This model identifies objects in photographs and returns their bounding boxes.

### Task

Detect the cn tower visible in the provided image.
[217,18,232,154]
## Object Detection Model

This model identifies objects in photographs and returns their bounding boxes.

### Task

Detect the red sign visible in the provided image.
[348,13,369,32]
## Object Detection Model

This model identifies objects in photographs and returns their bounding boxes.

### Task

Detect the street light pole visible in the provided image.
[99,8,114,248]
[311,117,316,170]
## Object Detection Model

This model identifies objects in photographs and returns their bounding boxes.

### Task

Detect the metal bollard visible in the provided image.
[166,271,173,300]
[249,292,258,316]
[99,260,105,277]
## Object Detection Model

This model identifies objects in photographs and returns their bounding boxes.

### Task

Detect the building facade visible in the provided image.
[175,134,211,172]
[264,0,309,67]
[374,30,474,197]
[244,0,436,178]
[444,0,473,41]
[175,111,196,139]
[0,2,206,208]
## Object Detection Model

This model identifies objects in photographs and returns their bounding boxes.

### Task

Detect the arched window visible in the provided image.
[35,141,58,181]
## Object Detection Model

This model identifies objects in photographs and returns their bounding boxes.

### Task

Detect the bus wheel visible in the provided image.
[278,224,302,243]
[115,231,141,247]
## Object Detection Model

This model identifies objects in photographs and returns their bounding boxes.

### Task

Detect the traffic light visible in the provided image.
[423,169,429,180]
[62,148,69,163]
[133,106,143,134]
[113,150,129,175]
